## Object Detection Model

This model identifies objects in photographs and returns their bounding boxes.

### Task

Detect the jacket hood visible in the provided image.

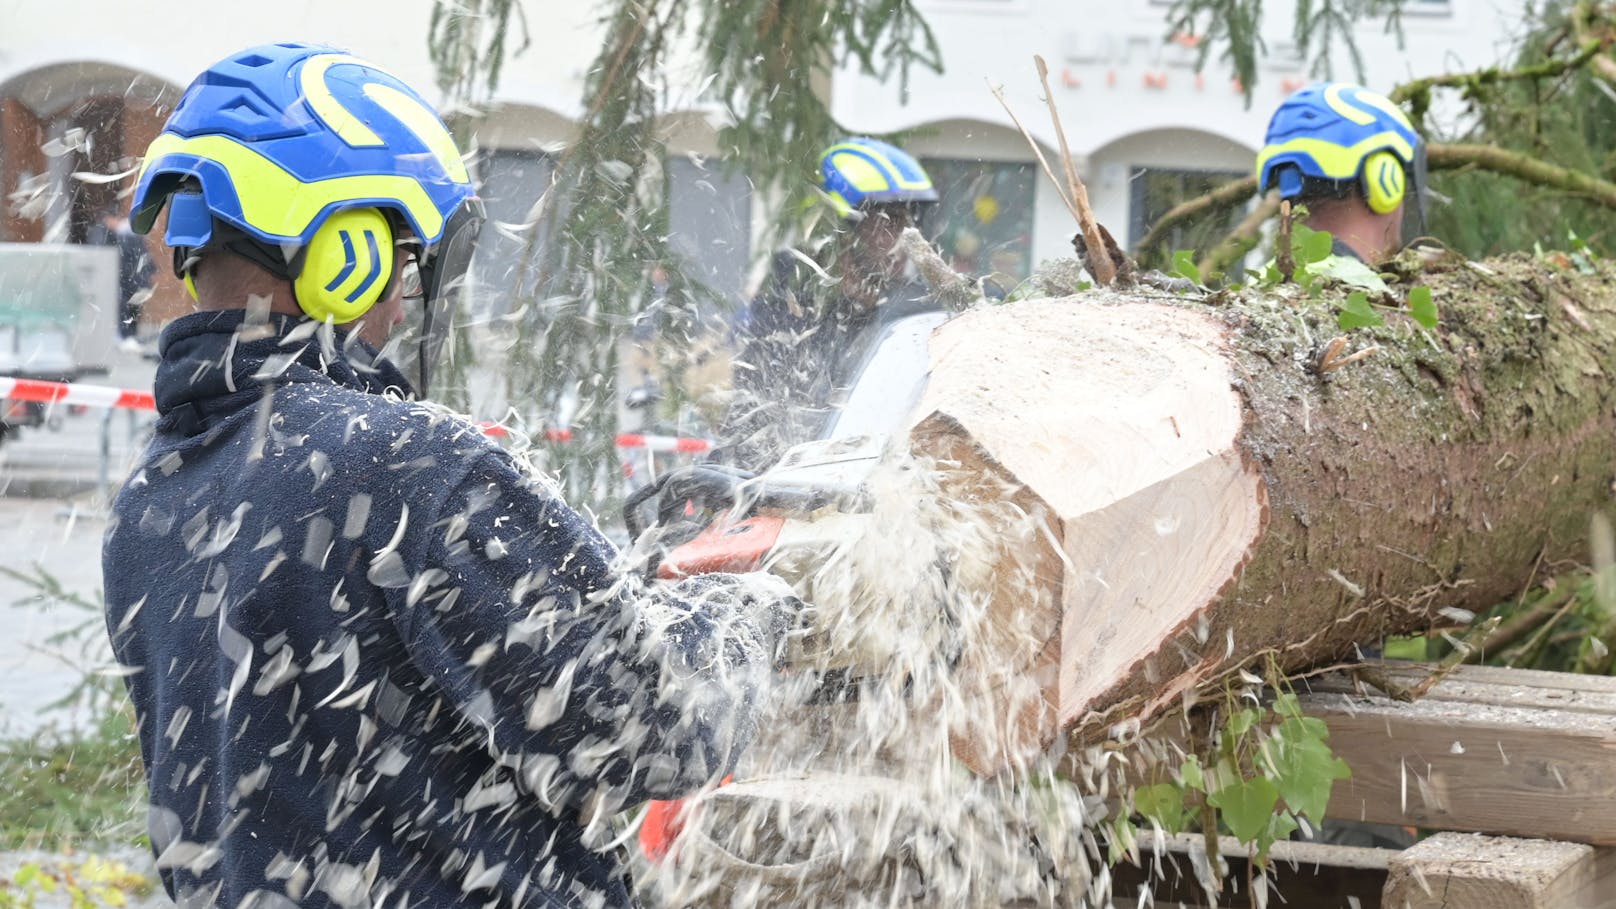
[153,310,416,435]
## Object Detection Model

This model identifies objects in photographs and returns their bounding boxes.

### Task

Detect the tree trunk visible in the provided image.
[908,254,1616,774]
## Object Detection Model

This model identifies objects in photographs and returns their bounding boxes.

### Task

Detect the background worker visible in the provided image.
[103,42,798,909]
[88,207,155,342]
[1256,82,1427,266]
[721,136,939,470]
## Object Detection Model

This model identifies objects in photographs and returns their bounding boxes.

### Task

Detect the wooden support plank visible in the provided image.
[1301,663,1616,844]
[1382,832,1616,909]
[1113,832,1389,908]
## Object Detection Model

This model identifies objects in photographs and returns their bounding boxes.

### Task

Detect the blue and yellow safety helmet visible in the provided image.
[819,137,938,218]
[129,42,483,392]
[1256,82,1425,231]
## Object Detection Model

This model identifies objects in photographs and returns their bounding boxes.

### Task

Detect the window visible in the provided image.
[470,148,555,317]
[665,155,752,311]
[1128,166,1247,262]
[917,158,1037,282]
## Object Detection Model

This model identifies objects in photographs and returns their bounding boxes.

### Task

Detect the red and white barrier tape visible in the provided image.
[0,377,712,453]
[0,376,155,412]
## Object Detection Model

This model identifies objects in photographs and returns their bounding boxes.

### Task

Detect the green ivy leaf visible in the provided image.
[1254,811,1301,868]
[1180,754,1205,792]
[1311,255,1391,293]
[1338,291,1384,330]
[1226,706,1262,740]
[1408,285,1438,329]
[1208,776,1280,843]
[1278,715,1331,742]
[1171,249,1202,284]
[1271,692,1301,719]
[1108,813,1138,865]
[1135,782,1188,833]
[1294,225,1334,265]
[1268,723,1351,821]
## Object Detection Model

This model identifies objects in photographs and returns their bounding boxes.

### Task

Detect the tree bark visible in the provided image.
[905,254,1616,774]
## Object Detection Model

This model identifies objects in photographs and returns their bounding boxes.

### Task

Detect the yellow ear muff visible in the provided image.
[183,271,198,302]
[294,208,395,324]
[1361,151,1406,215]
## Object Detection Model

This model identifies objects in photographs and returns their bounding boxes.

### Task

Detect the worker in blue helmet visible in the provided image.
[103,43,800,909]
[721,137,940,469]
[1256,82,1426,265]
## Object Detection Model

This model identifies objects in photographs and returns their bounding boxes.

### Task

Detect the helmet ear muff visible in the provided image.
[293,208,395,323]
[1361,151,1406,215]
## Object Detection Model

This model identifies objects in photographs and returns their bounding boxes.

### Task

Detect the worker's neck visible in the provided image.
[1304,205,1398,266]
[194,294,304,318]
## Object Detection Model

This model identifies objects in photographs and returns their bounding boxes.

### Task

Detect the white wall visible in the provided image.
[0,0,1534,275]
[0,0,598,119]
[832,0,1528,263]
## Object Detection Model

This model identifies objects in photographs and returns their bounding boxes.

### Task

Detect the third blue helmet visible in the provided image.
[1256,82,1423,217]
[819,138,938,218]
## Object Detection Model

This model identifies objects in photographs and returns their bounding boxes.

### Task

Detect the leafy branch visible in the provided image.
[1126,671,1351,890]
[1162,0,1410,103]
[428,0,944,507]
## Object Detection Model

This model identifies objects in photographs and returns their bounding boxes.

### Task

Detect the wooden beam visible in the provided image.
[1383,832,1616,908]
[1114,832,1390,908]
[1302,663,1616,844]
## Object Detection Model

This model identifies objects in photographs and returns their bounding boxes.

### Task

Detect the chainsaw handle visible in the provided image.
[623,464,755,542]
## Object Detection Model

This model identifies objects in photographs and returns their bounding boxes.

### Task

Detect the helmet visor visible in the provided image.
[385,199,484,396]
[1402,143,1428,244]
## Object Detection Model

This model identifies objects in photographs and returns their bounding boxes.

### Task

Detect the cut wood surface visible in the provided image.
[1383,832,1616,909]
[1303,663,1616,844]
[902,254,1616,772]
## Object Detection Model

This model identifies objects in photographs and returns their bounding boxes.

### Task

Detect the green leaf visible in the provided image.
[1569,228,1595,257]
[1226,706,1262,740]
[1135,782,1188,833]
[1295,225,1334,265]
[1254,811,1301,868]
[1180,754,1206,792]
[1208,776,1280,843]
[1271,691,1301,719]
[1311,255,1391,293]
[1278,715,1331,743]
[1338,291,1385,330]
[1408,286,1438,329]
[1171,249,1202,284]
[1108,813,1138,865]
[1268,727,1351,822]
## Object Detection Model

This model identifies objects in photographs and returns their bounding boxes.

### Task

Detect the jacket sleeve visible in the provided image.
[385,448,789,815]
[717,250,826,470]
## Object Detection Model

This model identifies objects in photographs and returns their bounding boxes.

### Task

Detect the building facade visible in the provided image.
[0,0,1520,321]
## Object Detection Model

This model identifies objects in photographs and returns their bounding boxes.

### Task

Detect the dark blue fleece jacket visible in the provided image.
[103,311,778,909]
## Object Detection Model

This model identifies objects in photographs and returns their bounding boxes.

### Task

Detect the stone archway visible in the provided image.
[0,62,186,326]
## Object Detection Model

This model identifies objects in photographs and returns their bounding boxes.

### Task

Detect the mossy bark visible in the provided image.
[1078,252,1616,738]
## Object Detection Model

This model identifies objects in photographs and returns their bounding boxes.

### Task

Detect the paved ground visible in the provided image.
[0,344,156,736]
